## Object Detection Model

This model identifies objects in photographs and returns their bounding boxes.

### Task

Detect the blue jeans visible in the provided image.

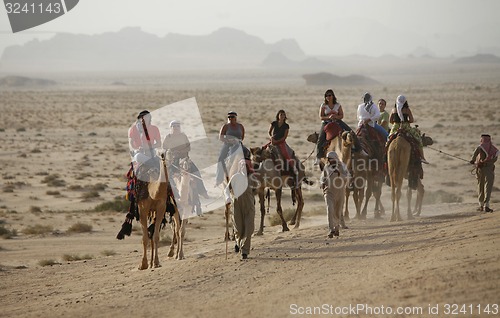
[373,123,389,140]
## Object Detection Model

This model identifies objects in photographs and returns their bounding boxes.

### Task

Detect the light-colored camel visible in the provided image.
[307,131,366,224]
[249,145,309,234]
[387,135,412,221]
[137,153,183,270]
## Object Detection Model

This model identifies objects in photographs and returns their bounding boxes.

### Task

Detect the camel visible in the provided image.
[307,130,365,223]
[387,135,412,221]
[356,127,386,219]
[249,145,310,234]
[136,152,183,270]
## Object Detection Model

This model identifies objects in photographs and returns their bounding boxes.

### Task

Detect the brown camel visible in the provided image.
[307,130,365,224]
[356,127,386,219]
[136,153,183,270]
[387,135,412,221]
[249,145,309,234]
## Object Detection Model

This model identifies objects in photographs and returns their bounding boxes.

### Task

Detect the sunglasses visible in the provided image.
[228,115,236,119]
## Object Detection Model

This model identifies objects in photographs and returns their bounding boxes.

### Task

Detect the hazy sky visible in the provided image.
[1,0,499,57]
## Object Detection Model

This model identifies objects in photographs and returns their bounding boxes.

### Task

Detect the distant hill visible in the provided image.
[0,75,56,87]
[453,54,500,64]
[261,52,331,70]
[0,27,307,72]
[302,72,380,86]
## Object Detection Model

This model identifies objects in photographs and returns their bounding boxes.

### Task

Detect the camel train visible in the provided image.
[307,124,432,224]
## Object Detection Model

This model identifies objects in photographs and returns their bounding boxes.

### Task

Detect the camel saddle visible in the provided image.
[356,125,385,174]
[324,121,342,141]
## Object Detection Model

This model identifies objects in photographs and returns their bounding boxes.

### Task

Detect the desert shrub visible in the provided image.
[41,174,65,187]
[68,185,83,191]
[38,259,60,266]
[23,224,53,235]
[3,185,14,193]
[80,191,100,200]
[46,190,60,196]
[30,148,42,153]
[62,254,93,261]
[90,183,107,191]
[67,222,92,233]
[101,250,116,256]
[16,127,26,132]
[0,224,17,239]
[94,196,129,212]
[29,206,42,213]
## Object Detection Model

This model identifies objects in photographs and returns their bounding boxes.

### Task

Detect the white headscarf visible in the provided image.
[396,95,406,122]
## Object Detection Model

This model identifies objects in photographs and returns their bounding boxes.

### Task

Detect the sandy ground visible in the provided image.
[0,67,499,317]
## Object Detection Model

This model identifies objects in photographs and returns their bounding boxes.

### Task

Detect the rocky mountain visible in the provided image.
[0,27,307,72]
[302,72,380,86]
[453,53,500,64]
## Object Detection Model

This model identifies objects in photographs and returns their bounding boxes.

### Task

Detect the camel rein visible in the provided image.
[426,145,477,176]
[301,143,316,164]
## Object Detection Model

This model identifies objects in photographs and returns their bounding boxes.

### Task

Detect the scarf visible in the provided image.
[479,136,499,161]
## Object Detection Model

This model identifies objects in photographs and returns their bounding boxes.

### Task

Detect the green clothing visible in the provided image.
[390,122,423,148]
[378,110,390,132]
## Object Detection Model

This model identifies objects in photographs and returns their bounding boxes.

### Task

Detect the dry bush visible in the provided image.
[23,224,53,235]
[30,148,42,153]
[0,224,17,239]
[62,254,93,262]
[29,206,42,213]
[38,259,60,267]
[46,190,60,196]
[68,185,83,191]
[67,222,92,233]
[94,196,129,212]
[3,185,14,193]
[41,174,66,187]
[101,250,116,256]
[80,190,100,200]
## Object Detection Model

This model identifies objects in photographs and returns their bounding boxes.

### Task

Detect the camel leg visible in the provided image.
[168,227,176,258]
[341,187,350,228]
[176,219,185,260]
[152,216,164,267]
[374,180,385,216]
[414,180,424,216]
[292,188,304,229]
[256,191,266,236]
[406,185,414,220]
[361,177,372,219]
[289,188,297,226]
[275,188,289,232]
[139,214,149,270]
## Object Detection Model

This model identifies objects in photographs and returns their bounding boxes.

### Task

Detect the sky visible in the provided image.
[1,0,500,57]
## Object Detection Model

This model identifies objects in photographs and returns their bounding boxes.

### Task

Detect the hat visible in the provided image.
[227,111,237,116]
[170,120,181,127]
[396,95,407,107]
[137,110,150,119]
[326,151,339,160]
[481,133,491,138]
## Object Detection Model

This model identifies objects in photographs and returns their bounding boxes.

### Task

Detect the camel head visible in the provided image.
[250,146,273,163]
[342,131,355,147]
[422,133,433,147]
[307,132,319,144]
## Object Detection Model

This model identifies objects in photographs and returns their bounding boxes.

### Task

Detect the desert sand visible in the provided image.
[0,66,499,318]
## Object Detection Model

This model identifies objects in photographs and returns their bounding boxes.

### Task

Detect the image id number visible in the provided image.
[5,2,62,14]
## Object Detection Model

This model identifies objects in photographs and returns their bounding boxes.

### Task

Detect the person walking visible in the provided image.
[320,151,350,238]
[224,159,255,259]
[470,134,498,212]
